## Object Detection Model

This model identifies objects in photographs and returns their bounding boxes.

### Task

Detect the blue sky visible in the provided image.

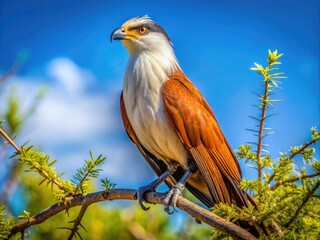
[1,0,319,194]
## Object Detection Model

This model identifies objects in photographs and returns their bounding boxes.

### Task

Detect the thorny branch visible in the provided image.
[252,50,285,181]
[287,139,317,161]
[0,128,21,152]
[67,205,88,240]
[0,127,72,193]
[256,78,269,181]
[268,139,318,184]
[284,180,320,228]
[270,173,320,190]
[7,189,258,240]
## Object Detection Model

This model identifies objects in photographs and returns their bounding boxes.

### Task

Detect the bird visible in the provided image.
[111,16,259,235]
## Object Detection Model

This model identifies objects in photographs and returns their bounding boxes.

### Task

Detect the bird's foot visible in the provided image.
[163,183,184,214]
[135,167,177,211]
[135,183,157,211]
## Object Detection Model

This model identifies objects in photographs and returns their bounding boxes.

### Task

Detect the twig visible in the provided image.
[284,180,320,227]
[256,79,269,181]
[287,139,317,161]
[32,166,66,191]
[0,128,71,193]
[271,173,320,190]
[252,51,285,182]
[268,139,318,184]
[7,189,257,240]
[68,205,88,240]
[0,128,21,152]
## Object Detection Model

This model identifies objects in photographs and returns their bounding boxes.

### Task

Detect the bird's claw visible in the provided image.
[163,183,184,214]
[136,185,155,211]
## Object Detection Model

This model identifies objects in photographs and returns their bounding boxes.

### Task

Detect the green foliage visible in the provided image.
[251,49,285,87]
[212,50,320,239]
[237,145,257,163]
[0,206,15,239]
[100,178,116,190]
[311,127,320,141]
[18,146,75,201]
[17,147,112,203]
[19,147,66,188]
[72,151,106,195]
[17,211,31,222]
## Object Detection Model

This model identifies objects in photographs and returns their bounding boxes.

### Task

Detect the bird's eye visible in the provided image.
[138,26,147,35]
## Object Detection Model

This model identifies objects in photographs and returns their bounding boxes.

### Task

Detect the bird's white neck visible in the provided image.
[123,46,180,95]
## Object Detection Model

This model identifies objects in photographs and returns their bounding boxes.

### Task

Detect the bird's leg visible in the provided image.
[136,166,177,211]
[163,168,193,214]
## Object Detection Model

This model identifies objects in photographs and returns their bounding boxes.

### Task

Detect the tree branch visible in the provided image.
[270,173,320,190]
[67,205,88,240]
[284,180,320,228]
[8,189,257,240]
[0,128,21,152]
[0,128,73,194]
[287,139,317,161]
[256,79,269,181]
[268,139,318,184]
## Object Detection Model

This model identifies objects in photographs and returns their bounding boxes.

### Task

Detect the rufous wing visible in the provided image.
[162,70,248,206]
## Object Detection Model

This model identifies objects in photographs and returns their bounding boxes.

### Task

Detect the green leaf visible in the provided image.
[100,178,116,189]
[72,152,107,195]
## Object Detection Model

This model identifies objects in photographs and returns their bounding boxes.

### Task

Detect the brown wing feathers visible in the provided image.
[162,70,248,207]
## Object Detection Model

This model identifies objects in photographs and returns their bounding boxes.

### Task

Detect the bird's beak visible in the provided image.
[110,27,126,42]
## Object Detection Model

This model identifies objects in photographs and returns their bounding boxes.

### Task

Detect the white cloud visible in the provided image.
[18,58,121,144]
[10,57,155,187]
[46,57,96,94]
[28,88,118,144]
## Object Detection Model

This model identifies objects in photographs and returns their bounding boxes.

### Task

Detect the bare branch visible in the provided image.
[8,189,257,240]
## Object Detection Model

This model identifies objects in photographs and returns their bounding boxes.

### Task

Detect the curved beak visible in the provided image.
[110,27,126,42]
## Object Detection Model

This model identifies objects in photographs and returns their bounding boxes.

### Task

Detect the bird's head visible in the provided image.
[111,16,171,55]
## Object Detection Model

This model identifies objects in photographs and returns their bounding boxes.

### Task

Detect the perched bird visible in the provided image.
[111,16,258,234]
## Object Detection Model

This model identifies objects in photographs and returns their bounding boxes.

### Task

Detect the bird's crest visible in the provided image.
[122,15,153,28]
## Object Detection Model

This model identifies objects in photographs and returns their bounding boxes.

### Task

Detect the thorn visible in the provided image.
[249,116,260,121]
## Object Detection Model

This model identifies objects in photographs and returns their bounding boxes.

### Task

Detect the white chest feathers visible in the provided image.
[123,52,188,168]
